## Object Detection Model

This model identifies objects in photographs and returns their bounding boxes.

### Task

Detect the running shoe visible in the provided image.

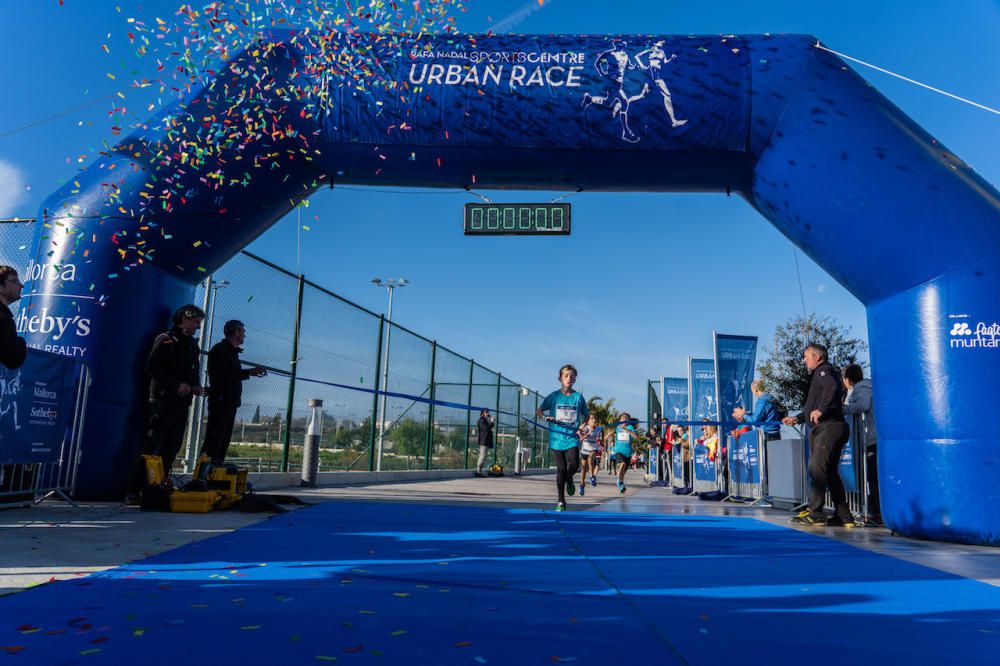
[790,513,827,526]
[566,480,576,497]
[555,501,567,512]
[619,484,627,494]
[579,486,585,497]
[590,475,597,487]
[826,515,858,528]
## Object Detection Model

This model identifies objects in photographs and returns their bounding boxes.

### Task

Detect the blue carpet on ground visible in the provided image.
[2,501,999,664]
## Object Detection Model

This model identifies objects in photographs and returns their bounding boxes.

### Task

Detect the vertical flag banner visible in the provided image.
[647,379,662,431]
[714,333,758,428]
[690,358,716,435]
[662,377,689,423]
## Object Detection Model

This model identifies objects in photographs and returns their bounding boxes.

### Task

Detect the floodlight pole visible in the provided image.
[372,278,408,471]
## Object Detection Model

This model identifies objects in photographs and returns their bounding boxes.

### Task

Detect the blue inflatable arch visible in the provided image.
[24,33,1000,545]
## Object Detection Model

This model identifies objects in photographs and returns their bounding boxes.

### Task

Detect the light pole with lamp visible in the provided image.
[372,278,408,471]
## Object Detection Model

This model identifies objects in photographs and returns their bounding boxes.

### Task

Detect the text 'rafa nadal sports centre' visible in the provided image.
[23,33,1000,545]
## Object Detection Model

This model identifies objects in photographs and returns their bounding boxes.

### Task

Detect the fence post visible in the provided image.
[465,360,474,469]
[183,275,214,472]
[282,274,305,472]
[425,341,437,470]
[494,374,502,466]
[369,315,385,472]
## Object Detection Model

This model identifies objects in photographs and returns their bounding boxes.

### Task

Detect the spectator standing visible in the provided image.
[126,305,207,502]
[843,364,879,521]
[474,408,494,478]
[732,380,782,440]
[782,343,853,527]
[0,266,26,370]
[200,320,266,465]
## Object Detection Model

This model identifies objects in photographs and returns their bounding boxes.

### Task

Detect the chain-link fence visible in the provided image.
[1,221,551,475]
[184,251,550,474]
[0,219,548,471]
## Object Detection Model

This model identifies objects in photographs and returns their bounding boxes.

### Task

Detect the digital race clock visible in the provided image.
[463,203,571,236]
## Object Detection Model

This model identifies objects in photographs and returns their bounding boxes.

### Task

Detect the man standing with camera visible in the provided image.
[783,343,853,527]
[200,320,266,465]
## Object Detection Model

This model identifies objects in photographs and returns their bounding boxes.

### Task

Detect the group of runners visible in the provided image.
[535,364,641,511]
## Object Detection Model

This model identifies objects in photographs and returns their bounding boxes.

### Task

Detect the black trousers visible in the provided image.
[808,421,852,520]
[552,447,580,502]
[201,401,238,465]
[128,399,190,495]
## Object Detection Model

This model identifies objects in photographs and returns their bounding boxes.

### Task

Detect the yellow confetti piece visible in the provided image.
[133,629,145,637]
[391,630,407,636]
[393,592,410,597]
[80,648,102,655]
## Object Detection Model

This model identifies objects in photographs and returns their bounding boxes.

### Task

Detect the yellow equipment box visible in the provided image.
[142,455,165,485]
[169,490,219,513]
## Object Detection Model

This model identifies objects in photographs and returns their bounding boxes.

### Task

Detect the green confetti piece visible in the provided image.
[80,649,102,655]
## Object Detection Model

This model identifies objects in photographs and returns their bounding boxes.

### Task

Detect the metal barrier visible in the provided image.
[725,429,770,505]
[822,412,879,525]
[0,362,90,507]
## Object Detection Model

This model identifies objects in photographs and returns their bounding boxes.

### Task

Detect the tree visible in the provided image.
[586,396,621,428]
[389,418,427,460]
[757,313,868,410]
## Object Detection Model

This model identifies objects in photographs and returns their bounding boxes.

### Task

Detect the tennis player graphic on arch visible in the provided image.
[23,33,1000,545]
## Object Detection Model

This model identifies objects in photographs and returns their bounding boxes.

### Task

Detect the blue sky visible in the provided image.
[1,0,998,417]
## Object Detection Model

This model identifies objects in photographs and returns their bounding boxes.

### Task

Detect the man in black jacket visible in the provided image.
[200,320,265,465]
[783,343,853,527]
[474,408,494,478]
[0,266,26,370]
[126,305,206,501]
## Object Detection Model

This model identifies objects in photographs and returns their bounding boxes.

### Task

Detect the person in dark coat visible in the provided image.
[0,266,26,370]
[200,320,265,465]
[474,408,494,477]
[126,305,206,501]
[783,343,853,527]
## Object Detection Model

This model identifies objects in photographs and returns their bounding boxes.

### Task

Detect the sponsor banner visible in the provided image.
[672,445,685,488]
[693,443,716,486]
[840,421,858,494]
[648,446,659,480]
[729,429,761,487]
[0,349,79,464]
[714,333,757,428]
[663,377,688,422]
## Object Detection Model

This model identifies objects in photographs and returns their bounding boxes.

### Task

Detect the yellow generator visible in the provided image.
[192,456,248,510]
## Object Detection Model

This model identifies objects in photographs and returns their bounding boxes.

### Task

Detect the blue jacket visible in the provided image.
[745,392,781,435]
[843,378,877,445]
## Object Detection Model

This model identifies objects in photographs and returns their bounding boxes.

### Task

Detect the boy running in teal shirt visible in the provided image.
[612,413,640,493]
[537,364,588,511]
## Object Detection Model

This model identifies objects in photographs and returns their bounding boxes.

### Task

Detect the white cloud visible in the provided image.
[0,160,27,218]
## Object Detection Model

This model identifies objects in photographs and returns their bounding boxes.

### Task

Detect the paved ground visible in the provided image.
[2,470,999,597]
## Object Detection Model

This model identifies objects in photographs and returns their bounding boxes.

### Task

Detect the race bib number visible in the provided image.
[616,429,629,444]
[555,404,578,425]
